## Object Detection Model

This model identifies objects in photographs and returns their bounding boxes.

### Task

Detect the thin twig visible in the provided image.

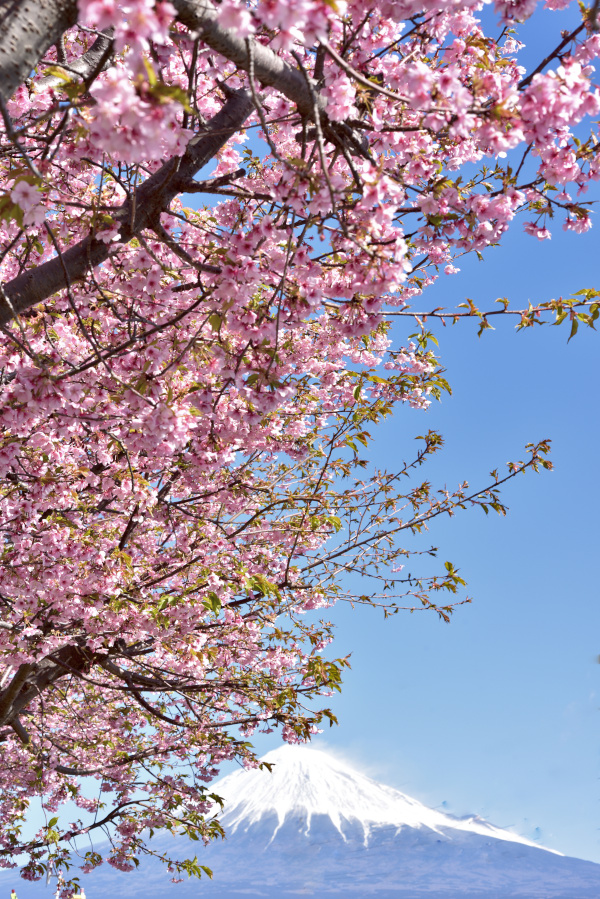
[0,95,42,179]
[320,40,407,104]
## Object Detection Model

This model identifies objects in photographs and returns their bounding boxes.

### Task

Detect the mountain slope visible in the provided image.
[189,746,600,899]
[2,746,599,899]
[216,745,549,847]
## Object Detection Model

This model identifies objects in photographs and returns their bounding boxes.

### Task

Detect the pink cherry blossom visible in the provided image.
[10,180,40,209]
[217,0,256,36]
[0,0,596,892]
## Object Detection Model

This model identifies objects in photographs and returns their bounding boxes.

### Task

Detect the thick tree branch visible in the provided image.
[0,89,253,324]
[0,662,33,722]
[34,28,115,92]
[0,0,78,104]
[171,0,369,157]
[53,747,165,776]
[0,644,92,729]
[10,716,30,744]
[171,0,326,119]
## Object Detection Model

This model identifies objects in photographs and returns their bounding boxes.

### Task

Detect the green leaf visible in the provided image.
[246,574,281,598]
[149,82,193,112]
[42,65,74,85]
[0,195,24,227]
[202,592,222,615]
[142,58,158,87]
[567,317,579,342]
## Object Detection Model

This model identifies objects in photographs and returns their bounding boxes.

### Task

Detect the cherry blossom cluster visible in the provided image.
[0,0,597,890]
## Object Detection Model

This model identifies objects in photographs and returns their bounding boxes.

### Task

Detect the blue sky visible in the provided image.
[281,206,600,863]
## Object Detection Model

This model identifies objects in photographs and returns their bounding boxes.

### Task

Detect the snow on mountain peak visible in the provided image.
[213,745,553,852]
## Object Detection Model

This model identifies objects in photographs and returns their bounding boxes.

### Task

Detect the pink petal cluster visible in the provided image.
[0,0,598,890]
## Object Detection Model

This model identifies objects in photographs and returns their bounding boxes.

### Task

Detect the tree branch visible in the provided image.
[171,0,326,119]
[0,89,253,324]
[0,644,91,728]
[172,0,369,157]
[53,747,165,776]
[0,0,78,104]
[34,28,114,92]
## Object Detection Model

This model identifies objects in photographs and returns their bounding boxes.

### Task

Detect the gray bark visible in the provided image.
[172,0,326,119]
[34,28,114,92]
[0,0,78,104]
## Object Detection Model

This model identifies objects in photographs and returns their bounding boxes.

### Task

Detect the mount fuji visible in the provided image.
[3,746,600,898]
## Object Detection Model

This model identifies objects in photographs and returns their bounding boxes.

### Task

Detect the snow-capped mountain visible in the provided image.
[3,746,600,899]
[190,746,600,898]
[216,744,548,847]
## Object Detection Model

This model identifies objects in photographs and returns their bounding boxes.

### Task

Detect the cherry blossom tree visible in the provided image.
[0,0,598,892]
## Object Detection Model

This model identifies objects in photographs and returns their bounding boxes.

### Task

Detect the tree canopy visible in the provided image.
[0,0,597,892]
